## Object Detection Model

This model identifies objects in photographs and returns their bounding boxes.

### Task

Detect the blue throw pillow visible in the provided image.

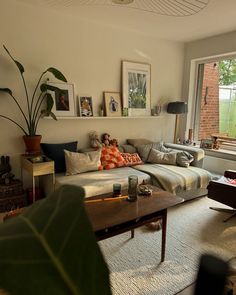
[41,141,78,173]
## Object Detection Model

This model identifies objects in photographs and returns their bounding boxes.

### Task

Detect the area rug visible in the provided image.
[99,197,236,295]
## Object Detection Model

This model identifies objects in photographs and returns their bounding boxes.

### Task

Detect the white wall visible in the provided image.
[203,156,236,175]
[0,0,184,177]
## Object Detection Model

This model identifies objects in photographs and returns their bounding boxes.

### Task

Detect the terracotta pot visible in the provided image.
[23,135,42,155]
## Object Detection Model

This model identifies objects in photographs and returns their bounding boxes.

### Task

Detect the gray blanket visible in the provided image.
[133,163,212,194]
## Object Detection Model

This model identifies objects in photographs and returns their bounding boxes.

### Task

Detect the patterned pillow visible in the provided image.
[101,146,125,170]
[120,153,143,166]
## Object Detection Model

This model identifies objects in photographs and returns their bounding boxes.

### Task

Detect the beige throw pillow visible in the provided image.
[64,149,102,175]
[176,151,194,167]
[137,142,171,162]
[148,148,177,165]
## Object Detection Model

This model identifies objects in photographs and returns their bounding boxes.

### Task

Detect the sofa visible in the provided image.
[41,139,212,199]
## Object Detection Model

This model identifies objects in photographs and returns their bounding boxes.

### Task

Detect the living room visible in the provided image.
[0,0,236,294]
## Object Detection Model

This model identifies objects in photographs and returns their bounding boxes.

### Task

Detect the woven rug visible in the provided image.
[99,197,236,295]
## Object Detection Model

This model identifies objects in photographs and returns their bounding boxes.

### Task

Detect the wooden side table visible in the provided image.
[21,155,55,203]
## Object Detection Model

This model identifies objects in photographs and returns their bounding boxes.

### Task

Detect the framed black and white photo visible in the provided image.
[122,61,151,116]
[104,92,122,117]
[78,96,93,117]
[47,81,75,117]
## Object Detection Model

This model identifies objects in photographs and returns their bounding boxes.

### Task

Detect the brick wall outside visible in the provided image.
[198,62,219,140]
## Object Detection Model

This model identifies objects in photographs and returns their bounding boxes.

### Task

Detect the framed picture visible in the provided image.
[47,81,75,117]
[122,60,151,116]
[200,138,213,149]
[78,96,93,117]
[103,92,122,117]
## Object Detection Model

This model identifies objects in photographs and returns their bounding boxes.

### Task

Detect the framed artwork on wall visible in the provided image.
[78,96,93,117]
[103,92,122,117]
[47,81,75,117]
[122,60,151,116]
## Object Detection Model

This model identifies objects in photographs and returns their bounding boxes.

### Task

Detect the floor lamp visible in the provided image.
[167,101,188,143]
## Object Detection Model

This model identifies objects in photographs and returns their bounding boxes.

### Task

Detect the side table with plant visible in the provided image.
[0,45,67,154]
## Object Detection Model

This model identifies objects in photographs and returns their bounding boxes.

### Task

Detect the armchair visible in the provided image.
[207,170,236,222]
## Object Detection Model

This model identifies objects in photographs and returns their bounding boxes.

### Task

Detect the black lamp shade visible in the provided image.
[167,101,188,114]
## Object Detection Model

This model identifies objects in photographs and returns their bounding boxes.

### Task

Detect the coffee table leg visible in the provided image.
[131,229,134,239]
[161,209,167,262]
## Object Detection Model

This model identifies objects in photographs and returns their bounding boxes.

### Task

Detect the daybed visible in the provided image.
[41,140,212,198]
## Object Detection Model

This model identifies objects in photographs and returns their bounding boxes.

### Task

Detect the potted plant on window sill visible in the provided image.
[0,45,67,154]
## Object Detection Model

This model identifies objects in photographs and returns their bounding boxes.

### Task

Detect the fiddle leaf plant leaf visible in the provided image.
[47,67,67,82]
[0,185,112,295]
[0,88,12,95]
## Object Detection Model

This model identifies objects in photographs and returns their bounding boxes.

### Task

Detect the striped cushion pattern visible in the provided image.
[133,163,212,194]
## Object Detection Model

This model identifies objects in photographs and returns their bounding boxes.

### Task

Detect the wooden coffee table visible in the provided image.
[85,186,183,262]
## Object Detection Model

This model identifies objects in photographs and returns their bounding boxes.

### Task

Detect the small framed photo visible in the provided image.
[47,81,75,117]
[200,138,213,149]
[78,96,93,117]
[103,92,122,117]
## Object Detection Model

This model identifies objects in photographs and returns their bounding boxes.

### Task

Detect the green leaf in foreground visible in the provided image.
[0,185,111,295]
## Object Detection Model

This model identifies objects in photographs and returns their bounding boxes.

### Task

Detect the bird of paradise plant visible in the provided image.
[0,45,67,136]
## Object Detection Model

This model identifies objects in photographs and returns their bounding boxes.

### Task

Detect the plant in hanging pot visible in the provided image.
[0,45,67,154]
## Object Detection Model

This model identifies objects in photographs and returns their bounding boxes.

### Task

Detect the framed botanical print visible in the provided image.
[103,92,122,117]
[122,61,151,116]
[47,81,75,117]
[78,96,93,117]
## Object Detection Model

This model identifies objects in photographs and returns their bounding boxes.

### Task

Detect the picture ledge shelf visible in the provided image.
[44,116,163,120]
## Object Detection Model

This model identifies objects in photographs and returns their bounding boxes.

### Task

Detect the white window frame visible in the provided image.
[187,52,236,145]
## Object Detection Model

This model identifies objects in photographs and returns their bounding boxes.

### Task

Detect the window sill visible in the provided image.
[204,148,236,161]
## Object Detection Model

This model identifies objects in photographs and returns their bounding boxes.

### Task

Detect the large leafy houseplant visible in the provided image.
[0,185,112,295]
[0,45,67,152]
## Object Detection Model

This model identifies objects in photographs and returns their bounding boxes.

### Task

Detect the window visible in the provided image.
[194,59,236,149]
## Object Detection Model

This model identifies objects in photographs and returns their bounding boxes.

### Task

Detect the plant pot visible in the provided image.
[23,135,42,155]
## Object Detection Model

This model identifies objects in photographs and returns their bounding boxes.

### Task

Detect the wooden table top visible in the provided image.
[85,187,183,232]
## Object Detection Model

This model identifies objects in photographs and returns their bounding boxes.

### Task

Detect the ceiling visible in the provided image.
[15,0,236,42]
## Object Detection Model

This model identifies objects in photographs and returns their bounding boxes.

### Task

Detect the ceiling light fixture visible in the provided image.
[112,0,134,4]
[81,0,209,17]
[25,0,209,17]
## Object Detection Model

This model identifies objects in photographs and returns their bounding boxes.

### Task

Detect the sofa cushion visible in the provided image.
[127,138,153,147]
[137,142,171,162]
[41,141,78,173]
[54,167,151,198]
[118,144,137,154]
[176,151,194,168]
[164,143,205,167]
[121,152,143,166]
[101,146,125,170]
[64,149,102,175]
[148,148,177,165]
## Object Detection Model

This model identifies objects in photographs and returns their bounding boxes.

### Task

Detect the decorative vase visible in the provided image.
[23,135,42,155]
